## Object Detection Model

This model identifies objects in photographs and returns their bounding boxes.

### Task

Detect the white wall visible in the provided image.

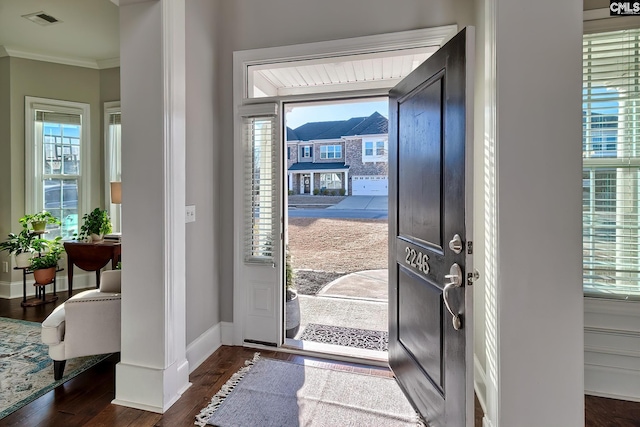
[185,0,220,346]
[490,0,584,425]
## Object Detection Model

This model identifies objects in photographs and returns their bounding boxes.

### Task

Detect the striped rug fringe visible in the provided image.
[194,352,261,426]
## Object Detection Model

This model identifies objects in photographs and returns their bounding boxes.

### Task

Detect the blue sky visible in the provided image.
[285,99,389,129]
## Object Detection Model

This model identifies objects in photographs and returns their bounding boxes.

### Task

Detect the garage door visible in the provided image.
[352,176,388,196]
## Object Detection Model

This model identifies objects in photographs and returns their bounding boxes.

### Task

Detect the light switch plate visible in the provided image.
[186,205,196,223]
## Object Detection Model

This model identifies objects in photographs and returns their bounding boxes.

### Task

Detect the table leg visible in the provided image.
[96,270,100,288]
[22,270,27,304]
[67,255,73,297]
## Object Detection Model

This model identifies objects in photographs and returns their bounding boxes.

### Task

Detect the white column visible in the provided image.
[483,0,584,425]
[343,170,349,195]
[114,0,190,413]
[310,172,314,194]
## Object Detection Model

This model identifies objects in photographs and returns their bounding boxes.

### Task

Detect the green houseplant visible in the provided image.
[0,229,48,268]
[76,208,112,242]
[30,237,64,285]
[20,211,61,232]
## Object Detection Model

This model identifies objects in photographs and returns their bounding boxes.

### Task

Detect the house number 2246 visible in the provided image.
[405,247,430,274]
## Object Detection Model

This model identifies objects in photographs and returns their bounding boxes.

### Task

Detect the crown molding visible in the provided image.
[0,45,120,70]
[97,57,121,69]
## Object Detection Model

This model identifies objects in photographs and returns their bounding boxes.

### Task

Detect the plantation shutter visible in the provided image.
[583,29,640,299]
[241,104,278,262]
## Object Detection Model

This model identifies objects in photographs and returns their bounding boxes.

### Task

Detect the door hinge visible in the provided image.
[467,241,473,255]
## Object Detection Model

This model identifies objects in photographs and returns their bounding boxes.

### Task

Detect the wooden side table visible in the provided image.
[16,266,63,307]
[63,241,121,296]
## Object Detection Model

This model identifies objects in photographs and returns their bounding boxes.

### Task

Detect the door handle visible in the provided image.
[443,263,463,330]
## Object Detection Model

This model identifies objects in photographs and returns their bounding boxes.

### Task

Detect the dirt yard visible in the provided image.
[287,218,388,273]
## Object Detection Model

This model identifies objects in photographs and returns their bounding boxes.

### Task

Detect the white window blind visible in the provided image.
[244,115,278,262]
[583,29,640,299]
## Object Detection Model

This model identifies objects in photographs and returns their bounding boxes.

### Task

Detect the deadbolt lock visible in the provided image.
[449,234,463,254]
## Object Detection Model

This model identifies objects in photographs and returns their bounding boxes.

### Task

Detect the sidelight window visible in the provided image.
[582,29,640,298]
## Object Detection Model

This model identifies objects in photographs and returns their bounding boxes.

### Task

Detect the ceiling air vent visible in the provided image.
[21,11,62,26]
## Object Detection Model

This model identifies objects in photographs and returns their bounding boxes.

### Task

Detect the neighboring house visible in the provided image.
[286,112,389,195]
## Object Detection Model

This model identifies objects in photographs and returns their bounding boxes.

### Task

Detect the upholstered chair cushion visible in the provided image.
[99,269,121,293]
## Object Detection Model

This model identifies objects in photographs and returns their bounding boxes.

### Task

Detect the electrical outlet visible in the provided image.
[186,205,196,223]
[2,262,8,273]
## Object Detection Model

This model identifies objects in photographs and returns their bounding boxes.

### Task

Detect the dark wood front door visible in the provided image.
[303,175,311,194]
[388,28,474,427]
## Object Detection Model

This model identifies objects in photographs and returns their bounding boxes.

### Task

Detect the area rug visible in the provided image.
[195,354,422,427]
[0,317,110,419]
[299,323,389,352]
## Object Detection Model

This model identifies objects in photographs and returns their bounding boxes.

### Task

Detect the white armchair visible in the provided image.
[41,269,121,380]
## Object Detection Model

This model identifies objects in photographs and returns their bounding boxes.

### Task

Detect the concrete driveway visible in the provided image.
[327,196,388,210]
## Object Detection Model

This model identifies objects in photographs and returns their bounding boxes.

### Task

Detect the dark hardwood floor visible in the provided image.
[1,292,639,426]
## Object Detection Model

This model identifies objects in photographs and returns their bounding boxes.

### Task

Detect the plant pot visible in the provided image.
[90,233,104,243]
[31,221,47,232]
[33,266,56,285]
[285,289,301,339]
[14,252,32,269]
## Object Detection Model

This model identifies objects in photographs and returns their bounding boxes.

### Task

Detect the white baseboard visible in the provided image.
[585,364,640,402]
[474,354,488,414]
[186,322,223,373]
[0,271,95,299]
[220,321,234,345]
[185,322,235,373]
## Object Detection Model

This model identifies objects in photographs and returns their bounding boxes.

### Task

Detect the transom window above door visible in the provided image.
[238,25,457,99]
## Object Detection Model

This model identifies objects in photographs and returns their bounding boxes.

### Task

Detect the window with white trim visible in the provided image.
[364,141,374,156]
[301,146,311,158]
[583,29,640,298]
[363,138,388,162]
[320,145,342,159]
[320,173,342,189]
[25,97,90,240]
[105,103,121,233]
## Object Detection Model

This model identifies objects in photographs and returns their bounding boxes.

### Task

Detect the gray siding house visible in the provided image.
[286,112,388,195]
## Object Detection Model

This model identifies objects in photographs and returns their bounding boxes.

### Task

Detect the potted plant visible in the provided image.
[285,248,300,338]
[29,237,64,285]
[20,211,61,233]
[0,229,48,268]
[76,208,112,242]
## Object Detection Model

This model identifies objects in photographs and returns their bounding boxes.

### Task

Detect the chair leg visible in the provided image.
[53,360,66,380]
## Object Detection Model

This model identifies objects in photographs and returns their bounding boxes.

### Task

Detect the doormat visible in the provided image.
[195,354,422,427]
[299,323,388,352]
[0,317,110,419]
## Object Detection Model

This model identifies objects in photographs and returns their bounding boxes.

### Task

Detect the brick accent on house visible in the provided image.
[287,143,298,169]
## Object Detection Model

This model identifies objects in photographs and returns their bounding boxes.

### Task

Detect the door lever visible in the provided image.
[443,263,463,330]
